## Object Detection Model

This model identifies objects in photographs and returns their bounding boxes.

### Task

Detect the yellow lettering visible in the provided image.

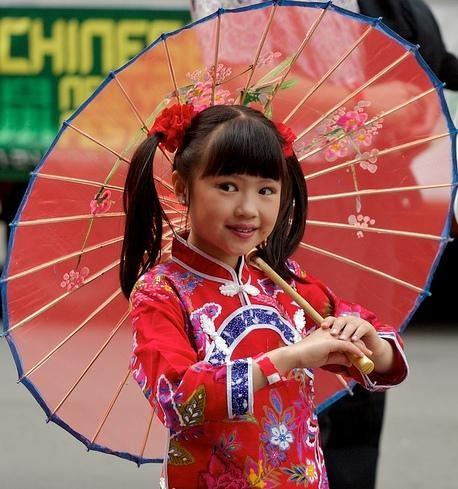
[0,18,33,74]
[117,20,149,66]
[58,76,84,113]
[30,19,65,75]
[66,20,79,74]
[147,20,183,45]
[80,19,115,75]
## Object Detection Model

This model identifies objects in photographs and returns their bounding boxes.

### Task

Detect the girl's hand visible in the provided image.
[321,315,394,373]
[288,326,373,370]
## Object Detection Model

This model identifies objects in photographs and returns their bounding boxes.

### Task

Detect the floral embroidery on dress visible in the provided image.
[191,303,223,355]
[261,391,296,467]
[282,460,320,486]
[199,453,250,489]
[257,277,283,298]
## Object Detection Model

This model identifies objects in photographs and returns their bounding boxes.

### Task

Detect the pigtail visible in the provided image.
[120,135,168,298]
[257,154,308,282]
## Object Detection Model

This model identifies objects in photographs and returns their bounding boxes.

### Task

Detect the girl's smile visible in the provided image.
[183,172,281,268]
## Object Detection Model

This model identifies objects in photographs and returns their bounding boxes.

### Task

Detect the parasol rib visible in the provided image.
[2,236,123,283]
[48,311,130,420]
[299,242,426,293]
[265,6,329,114]
[34,173,124,192]
[112,73,148,132]
[295,50,412,143]
[8,259,120,334]
[237,3,278,104]
[14,201,181,226]
[18,288,123,381]
[299,86,439,161]
[211,12,222,106]
[140,410,157,462]
[15,212,125,226]
[307,220,450,241]
[89,367,131,447]
[65,122,131,164]
[163,36,180,103]
[283,24,373,124]
[308,184,455,204]
[303,132,451,179]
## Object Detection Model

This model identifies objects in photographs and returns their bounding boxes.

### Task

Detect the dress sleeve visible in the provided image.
[129,274,254,434]
[290,263,409,391]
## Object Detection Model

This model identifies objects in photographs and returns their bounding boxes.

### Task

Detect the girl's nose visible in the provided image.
[234,196,258,218]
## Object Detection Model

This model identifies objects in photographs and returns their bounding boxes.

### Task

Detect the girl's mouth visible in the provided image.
[227,225,258,238]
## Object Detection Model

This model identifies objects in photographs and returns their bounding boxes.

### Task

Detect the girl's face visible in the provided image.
[178,171,282,269]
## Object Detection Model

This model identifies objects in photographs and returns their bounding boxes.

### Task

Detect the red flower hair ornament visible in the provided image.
[148,103,296,157]
[148,103,197,153]
[274,121,297,158]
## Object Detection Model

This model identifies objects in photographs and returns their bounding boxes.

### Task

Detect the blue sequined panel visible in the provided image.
[229,359,249,417]
[207,306,296,365]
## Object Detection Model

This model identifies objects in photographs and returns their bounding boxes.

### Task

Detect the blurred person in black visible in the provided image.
[190,1,458,488]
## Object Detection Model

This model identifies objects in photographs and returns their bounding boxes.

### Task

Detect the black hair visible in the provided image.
[120,104,307,298]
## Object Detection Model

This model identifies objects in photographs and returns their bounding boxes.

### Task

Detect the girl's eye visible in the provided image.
[259,187,276,196]
[218,183,237,192]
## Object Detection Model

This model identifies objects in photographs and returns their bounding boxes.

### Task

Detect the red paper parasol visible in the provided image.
[2,1,456,464]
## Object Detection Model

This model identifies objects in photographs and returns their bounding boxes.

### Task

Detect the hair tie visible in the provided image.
[274,121,296,158]
[148,103,198,153]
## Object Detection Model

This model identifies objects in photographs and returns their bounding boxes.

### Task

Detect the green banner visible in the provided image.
[0,7,190,181]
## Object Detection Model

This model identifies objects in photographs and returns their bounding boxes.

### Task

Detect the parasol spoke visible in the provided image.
[295,50,413,143]
[18,288,123,381]
[33,172,124,192]
[15,212,125,227]
[265,5,329,114]
[308,182,455,202]
[111,73,149,133]
[307,219,451,241]
[7,259,120,334]
[3,236,123,283]
[140,409,156,462]
[211,11,222,106]
[283,24,374,124]
[89,367,131,448]
[299,86,439,161]
[303,132,452,179]
[236,3,278,104]
[48,310,130,421]
[64,122,131,164]
[299,242,427,294]
[163,36,180,104]
[13,200,175,229]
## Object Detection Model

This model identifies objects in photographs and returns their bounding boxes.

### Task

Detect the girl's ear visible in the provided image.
[172,170,187,204]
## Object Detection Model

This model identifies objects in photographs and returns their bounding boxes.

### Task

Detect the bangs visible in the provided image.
[201,117,285,180]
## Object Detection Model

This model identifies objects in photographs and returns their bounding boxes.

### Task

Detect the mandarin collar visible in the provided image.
[171,233,247,284]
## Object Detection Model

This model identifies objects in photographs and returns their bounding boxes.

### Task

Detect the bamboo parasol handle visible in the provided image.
[248,254,374,375]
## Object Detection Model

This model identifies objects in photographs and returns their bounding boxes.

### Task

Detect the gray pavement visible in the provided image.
[1,328,457,489]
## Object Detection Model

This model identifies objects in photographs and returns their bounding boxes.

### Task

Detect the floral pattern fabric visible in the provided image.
[130,235,407,488]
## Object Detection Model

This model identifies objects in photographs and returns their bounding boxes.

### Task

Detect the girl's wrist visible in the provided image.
[371,338,394,373]
[267,346,297,373]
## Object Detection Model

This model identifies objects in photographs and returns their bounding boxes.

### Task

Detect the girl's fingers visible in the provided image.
[350,323,371,342]
[320,316,336,329]
[339,319,366,340]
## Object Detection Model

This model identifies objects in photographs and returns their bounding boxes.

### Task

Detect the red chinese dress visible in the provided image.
[130,235,408,489]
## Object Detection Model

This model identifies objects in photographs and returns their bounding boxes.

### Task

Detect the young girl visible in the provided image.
[121,104,407,489]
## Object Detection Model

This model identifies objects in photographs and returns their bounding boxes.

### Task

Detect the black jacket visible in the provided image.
[358,0,458,90]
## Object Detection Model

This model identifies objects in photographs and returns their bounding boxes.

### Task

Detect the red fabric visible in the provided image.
[130,235,407,488]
